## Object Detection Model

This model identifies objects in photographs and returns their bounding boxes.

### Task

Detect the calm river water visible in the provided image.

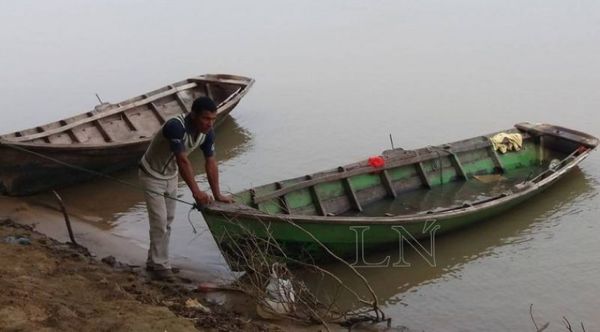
[2,1,600,331]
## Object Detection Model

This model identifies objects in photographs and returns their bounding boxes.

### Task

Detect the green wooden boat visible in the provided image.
[203,123,598,267]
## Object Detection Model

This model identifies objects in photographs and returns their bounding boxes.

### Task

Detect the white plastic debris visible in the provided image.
[264,263,296,315]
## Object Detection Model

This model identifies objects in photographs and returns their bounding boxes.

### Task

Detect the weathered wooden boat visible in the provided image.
[202,123,598,266]
[0,74,254,196]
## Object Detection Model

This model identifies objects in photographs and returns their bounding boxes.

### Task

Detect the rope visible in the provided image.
[0,140,206,231]
[0,89,249,232]
[1,140,195,206]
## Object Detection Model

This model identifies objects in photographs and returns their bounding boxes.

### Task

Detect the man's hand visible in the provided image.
[193,190,214,207]
[215,193,234,204]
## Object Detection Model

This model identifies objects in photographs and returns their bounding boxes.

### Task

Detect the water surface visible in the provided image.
[2,1,600,330]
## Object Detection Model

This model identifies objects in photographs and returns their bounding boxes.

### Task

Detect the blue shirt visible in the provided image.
[162,115,215,157]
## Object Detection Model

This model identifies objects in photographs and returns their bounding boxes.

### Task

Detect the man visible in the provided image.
[139,96,233,280]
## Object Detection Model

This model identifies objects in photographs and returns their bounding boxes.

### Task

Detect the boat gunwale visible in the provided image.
[0,74,255,149]
[203,124,597,226]
[251,132,517,205]
[204,150,592,225]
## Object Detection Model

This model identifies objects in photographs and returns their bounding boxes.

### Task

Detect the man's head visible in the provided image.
[190,97,217,133]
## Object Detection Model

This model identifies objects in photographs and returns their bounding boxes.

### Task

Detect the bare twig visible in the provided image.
[52,190,78,245]
[212,212,389,329]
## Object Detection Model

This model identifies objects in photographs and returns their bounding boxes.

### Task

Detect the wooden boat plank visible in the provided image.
[58,120,81,143]
[449,152,467,179]
[487,144,505,173]
[255,167,366,204]
[516,122,599,148]
[415,162,432,188]
[10,82,199,142]
[169,85,189,112]
[275,182,291,214]
[36,127,51,143]
[121,111,140,132]
[380,170,397,198]
[205,83,215,101]
[188,77,249,87]
[341,170,363,212]
[306,176,327,216]
[93,120,113,142]
[148,102,167,124]
[323,194,353,216]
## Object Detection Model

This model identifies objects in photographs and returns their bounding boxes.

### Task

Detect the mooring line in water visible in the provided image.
[0,140,197,207]
[0,140,208,233]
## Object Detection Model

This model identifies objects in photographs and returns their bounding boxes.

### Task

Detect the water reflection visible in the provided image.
[300,168,594,309]
[27,115,253,225]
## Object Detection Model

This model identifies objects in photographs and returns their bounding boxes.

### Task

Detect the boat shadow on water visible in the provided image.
[298,167,595,309]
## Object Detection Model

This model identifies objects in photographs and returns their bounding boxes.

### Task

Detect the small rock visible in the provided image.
[54,305,78,319]
[101,255,117,267]
[3,236,31,245]
[184,298,211,313]
[162,300,175,307]
[205,292,227,306]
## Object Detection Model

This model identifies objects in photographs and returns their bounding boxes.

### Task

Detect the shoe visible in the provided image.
[148,269,175,282]
[146,265,180,274]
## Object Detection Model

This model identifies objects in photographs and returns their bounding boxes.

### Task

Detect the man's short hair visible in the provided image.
[191,97,217,114]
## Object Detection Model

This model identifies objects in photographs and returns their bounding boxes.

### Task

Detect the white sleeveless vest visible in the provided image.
[140,114,206,180]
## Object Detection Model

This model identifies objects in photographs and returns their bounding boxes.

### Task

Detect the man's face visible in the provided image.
[193,110,217,134]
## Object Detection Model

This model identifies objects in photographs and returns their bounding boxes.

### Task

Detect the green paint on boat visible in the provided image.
[203,123,598,268]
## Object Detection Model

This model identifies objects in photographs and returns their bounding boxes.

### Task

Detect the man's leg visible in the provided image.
[162,176,178,268]
[139,170,171,271]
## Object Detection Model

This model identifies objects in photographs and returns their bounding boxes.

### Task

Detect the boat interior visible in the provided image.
[232,124,595,218]
[0,75,249,146]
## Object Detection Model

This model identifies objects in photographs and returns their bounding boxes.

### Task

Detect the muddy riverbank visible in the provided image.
[0,217,280,331]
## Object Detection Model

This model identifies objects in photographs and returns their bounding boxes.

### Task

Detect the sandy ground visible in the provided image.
[0,194,226,283]
[0,217,279,332]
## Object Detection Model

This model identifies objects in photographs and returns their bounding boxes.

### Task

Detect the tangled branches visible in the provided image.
[211,213,391,331]
[530,304,586,332]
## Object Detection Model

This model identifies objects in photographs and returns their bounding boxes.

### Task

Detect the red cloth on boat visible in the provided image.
[368,156,385,168]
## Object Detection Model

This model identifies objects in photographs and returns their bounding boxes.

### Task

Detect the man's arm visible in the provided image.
[205,156,233,203]
[199,130,233,203]
[176,153,213,206]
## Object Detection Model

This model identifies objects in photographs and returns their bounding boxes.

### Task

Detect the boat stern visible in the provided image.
[516,122,599,150]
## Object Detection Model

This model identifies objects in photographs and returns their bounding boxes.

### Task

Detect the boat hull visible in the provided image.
[0,104,239,196]
[205,176,551,265]
[0,74,253,196]
[202,123,597,267]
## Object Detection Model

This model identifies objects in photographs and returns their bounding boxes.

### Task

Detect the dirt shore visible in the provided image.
[0,218,279,332]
